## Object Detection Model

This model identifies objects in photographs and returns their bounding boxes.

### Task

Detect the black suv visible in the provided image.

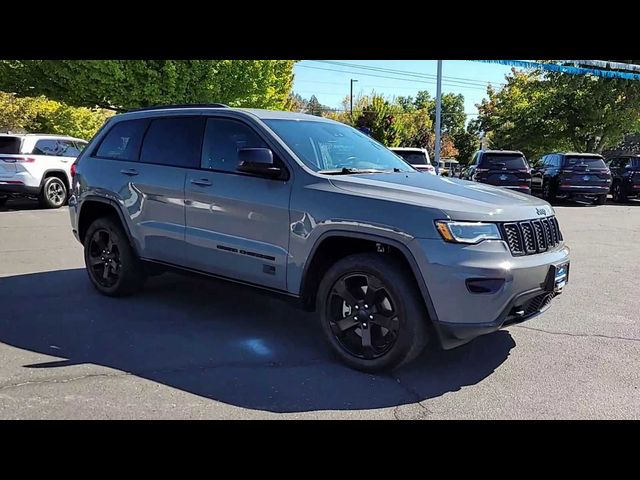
[468,150,531,194]
[531,152,611,205]
[606,154,640,202]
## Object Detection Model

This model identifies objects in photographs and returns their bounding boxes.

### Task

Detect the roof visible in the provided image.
[118,105,335,123]
[389,147,428,152]
[555,152,604,157]
[0,133,87,142]
[480,149,524,155]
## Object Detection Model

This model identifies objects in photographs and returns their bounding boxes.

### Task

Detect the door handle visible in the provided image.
[120,168,139,176]
[190,178,213,187]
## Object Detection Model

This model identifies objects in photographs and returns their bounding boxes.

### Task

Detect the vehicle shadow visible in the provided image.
[0,268,515,413]
[0,199,47,212]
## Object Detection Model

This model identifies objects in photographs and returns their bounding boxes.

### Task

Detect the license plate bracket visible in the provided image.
[543,262,570,293]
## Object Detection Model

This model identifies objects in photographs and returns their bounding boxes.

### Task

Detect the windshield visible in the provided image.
[480,154,527,169]
[564,156,606,169]
[393,151,429,165]
[0,136,22,154]
[264,119,414,173]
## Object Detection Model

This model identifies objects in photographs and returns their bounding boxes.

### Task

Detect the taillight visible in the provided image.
[1,157,35,163]
[71,162,77,178]
[475,168,489,173]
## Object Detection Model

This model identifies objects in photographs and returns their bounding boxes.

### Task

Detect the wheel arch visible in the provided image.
[298,230,440,325]
[41,169,71,192]
[77,196,138,254]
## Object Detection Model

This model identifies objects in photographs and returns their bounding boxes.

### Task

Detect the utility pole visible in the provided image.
[434,60,443,175]
[350,79,358,118]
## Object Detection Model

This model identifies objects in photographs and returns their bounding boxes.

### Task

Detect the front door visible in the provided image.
[184,117,291,291]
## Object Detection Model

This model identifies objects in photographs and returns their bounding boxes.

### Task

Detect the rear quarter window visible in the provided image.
[0,136,22,154]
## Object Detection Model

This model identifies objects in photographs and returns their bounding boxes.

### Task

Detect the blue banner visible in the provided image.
[473,60,640,81]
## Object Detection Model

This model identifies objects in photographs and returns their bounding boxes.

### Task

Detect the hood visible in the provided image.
[329,172,554,222]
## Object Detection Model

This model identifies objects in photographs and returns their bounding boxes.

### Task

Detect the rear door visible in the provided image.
[87,116,203,264]
[476,153,530,187]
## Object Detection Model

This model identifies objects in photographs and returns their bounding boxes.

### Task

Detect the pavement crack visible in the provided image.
[391,376,433,420]
[512,325,640,343]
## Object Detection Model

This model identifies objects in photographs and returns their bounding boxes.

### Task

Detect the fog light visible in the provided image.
[465,278,505,294]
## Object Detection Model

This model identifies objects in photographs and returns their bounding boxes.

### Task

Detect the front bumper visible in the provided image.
[410,238,570,349]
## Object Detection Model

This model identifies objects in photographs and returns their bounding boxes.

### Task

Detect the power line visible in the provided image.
[311,60,505,88]
[296,64,489,91]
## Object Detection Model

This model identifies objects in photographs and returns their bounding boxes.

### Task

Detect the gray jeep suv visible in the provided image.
[69,105,570,372]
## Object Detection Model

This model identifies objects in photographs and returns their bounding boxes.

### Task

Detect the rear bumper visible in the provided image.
[0,183,40,197]
[558,185,609,196]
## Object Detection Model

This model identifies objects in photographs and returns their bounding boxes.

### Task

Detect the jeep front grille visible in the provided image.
[501,216,563,256]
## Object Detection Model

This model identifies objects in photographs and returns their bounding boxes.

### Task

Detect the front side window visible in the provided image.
[96,119,149,161]
[201,118,269,172]
[264,119,414,173]
[58,140,82,157]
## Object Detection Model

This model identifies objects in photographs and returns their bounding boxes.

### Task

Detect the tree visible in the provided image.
[477,67,640,158]
[306,95,325,116]
[0,60,296,111]
[0,91,112,139]
[355,95,404,147]
[428,93,466,135]
[452,119,482,165]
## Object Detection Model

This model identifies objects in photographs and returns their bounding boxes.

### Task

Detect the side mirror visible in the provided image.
[236,148,283,178]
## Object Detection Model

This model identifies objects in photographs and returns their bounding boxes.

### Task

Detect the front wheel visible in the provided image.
[542,181,556,202]
[594,194,607,205]
[317,253,430,372]
[84,216,146,296]
[612,183,626,203]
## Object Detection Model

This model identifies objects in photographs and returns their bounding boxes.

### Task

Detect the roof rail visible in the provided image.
[126,103,230,113]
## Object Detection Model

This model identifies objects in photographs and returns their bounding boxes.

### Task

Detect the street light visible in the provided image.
[350,79,358,117]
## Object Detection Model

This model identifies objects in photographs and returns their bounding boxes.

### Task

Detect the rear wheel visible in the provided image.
[612,182,626,203]
[594,194,607,205]
[40,177,67,209]
[84,216,146,296]
[317,253,429,372]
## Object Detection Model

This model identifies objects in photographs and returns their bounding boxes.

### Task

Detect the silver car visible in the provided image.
[69,105,570,372]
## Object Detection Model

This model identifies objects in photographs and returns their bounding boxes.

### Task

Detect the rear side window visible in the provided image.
[96,119,149,161]
[33,139,61,156]
[564,156,606,169]
[201,118,268,172]
[479,154,527,169]
[140,117,204,168]
[0,136,21,154]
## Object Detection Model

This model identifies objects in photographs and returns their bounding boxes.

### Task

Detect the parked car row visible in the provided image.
[459,149,639,205]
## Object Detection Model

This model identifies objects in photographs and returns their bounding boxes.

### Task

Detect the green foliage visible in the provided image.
[355,95,404,147]
[477,68,640,158]
[0,60,296,111]
[0,91,113,139]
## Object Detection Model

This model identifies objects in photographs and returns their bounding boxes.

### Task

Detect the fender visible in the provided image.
[40,169,71,190]
[300,230,441,327]
[77,195,139,255]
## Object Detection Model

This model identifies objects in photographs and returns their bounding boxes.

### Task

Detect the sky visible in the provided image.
[292,60,515,120]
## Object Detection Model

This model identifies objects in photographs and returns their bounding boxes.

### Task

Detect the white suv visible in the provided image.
[0,133,87,208]
[389,147,437,175]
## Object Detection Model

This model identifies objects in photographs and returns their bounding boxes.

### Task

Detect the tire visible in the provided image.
[39,176,67,209]
[542,181,556,203]
[83,216,146,296]
[0,197,7,207]
[612,182,626,203]
[317,252,430,372]
[594,194,607,205]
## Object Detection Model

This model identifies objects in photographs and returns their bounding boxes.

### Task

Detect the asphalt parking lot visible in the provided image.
[0,198,639,419]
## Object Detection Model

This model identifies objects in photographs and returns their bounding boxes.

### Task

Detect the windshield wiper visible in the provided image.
[318,167,386,175]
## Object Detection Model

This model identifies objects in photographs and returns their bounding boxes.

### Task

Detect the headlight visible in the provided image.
[435,220,502,244]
